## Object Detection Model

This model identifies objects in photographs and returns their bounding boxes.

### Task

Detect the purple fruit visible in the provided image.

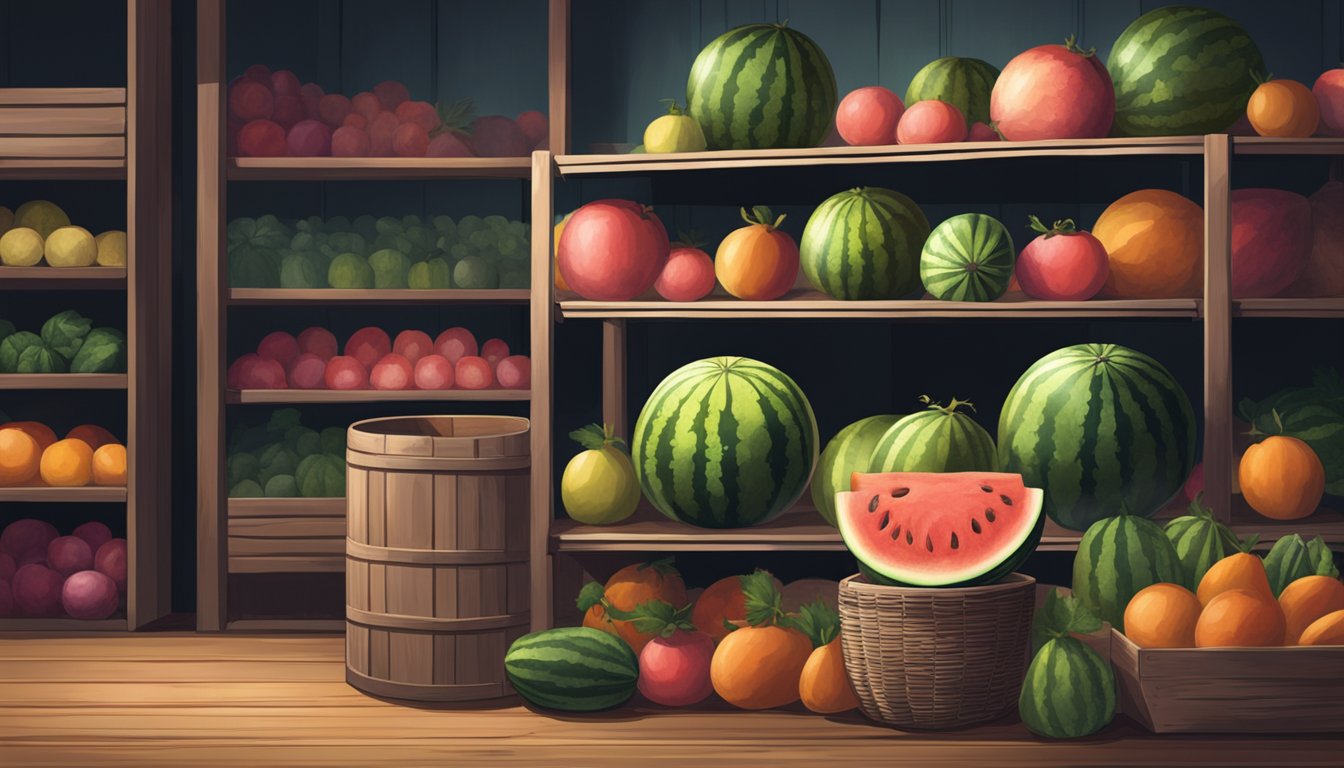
[13,563,65,617]
[95,538,128,593]
[0,552,14,583]
[48,535,94,577]
[287,119,333,157]
[0,579,13,618]
[1,518,58,561]
[469,116,531,157]
[73,521,113,554]
[62,570,119,620]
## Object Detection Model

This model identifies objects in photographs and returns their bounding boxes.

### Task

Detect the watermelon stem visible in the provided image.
[1027,215,1079,238]
[740,206,786,230]
[1062,35,1097,58]
[919,394,976,414]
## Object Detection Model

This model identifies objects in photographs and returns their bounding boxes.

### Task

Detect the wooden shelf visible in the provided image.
[0,486,127,502]
[0,158,126,179]
[0,266,127,289]
[0,617,127,632]
[1230,496,1344,546]
[227,288,531,305]
[1232,136,1344,155]
[1234,298,1344,318]
[227,157,532,181]
[225,388,531,404]
[0,373,127,390]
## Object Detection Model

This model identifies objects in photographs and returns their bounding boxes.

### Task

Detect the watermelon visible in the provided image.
[1164,499,1239,589]
[799,187,930,300]
[1108,6,1265,137]
[504,627,639,712]
[997,343,1196,532]
[810,414,901,527]
[920,213,1015,302]
[1019,635,1115,739]
[869,396,997,474]
[1072,514,1183,632]
[839,472,1043,587]
[904,57,999,128]
[632,356,818,529]
[686,23,837,150]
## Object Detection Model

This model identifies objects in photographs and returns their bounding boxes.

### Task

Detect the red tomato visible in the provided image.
[556,199,670,300]
[991,38,1115,141]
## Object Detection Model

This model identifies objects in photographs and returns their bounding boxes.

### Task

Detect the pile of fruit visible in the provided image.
[0,518,126,620]
[1237,369,1343,508]
[227,325,529,392]
[227,409,344,499]
[229,213,530,290]
[0,421,125,488]
[228,64,546,158]
[0,200,125,269]
[505,561,857,714]
[0,310,127,374]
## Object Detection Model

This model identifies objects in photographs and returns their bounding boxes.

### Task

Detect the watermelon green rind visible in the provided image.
[856,501,1044,588]
[919,213,1015,302]
[1108,6,1265,137]
[799,187,930,300]
[904,57,1000,127]
[1072,514,1184,632]
[1164,512,1235,589]
[997,343,1196,531]
[811,414,902,527]
[1019,636,1116,739]
[870,401,998,474]
[686,23,837,150]
[504,627,639,712]
[632,356,818,529]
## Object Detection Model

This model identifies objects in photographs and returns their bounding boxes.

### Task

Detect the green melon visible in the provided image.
[1020,636,1116,739]
[1073,514,1184,632]
[1108,6,1266,136]
[504,627,639,712]
[632,356,818,528]
[870,397,997,474]
[920,213,1015,302]
[1164,500,1239,589]
[799,187,930,300]
[997,343,1196,532]
[904,57,1000,128]
[810,414,901,527]
[686,23,837,150]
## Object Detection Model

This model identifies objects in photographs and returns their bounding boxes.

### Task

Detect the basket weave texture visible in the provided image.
[838,572,1035,730]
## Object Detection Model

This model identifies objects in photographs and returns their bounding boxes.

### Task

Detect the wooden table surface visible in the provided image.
[0,634,1338,767]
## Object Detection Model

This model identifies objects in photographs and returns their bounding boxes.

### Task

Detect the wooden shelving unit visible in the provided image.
[0,0,172,634]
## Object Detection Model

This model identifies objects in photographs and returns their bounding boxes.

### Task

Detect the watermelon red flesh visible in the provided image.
[837,472,1043,587]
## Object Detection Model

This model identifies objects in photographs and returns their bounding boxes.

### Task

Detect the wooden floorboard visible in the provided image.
[0,636,1338,766]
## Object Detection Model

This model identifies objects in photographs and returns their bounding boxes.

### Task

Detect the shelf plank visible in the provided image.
[227,157,532,181]
[0,617,127,632]
[226,388,530,404]
[0,158,126,179]
[0,486,127,503]
[227,288,531,305]
[1232,137,1344,155]
[227,498,345,518]
[1230,497,1344,546]
[0,374,127,390]
[0,87,127,106]
[0,266,127,289]
[1234,298,1344,318]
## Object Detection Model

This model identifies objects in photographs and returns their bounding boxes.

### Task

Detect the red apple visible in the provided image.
[94,539,128,594]
[480,338,510,367]
[229,79,273,122]
[392,330,434,363]
[286,353,328,389]
[495,355,530,390]
[413,355,455,390]
[324,355,369,390]
[455,356,494,390]
[62,570,119,620]
[256,331,300,367]
[556,199,671,301]
[297,327,338,360]
[72,522,113,555]
[47,536,93,577]
[370,354,415,390]
[374,80,411,111]
[897,100,968,144]
[287,119,333,156]
[835,86,904,146]
[13,563,64,616]
[345,327,392,368]
[434,327,478,364]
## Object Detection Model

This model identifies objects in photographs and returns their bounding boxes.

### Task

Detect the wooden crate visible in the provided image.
[1111,629,1344,733]
[0,88,126,163]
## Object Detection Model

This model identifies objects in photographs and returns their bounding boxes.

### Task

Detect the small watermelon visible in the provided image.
[838,472,1044,587]
[632,357,818,529]
[920,213,1015,302]
[1020,591,1115,739]
[1108,6,1265,137]
[810,414,901,527]
[504,627,639,712]
[1073,513,1184,632]
[904,57,999,128]
[686,23,837,150]
[799,187,930,300]
[869,396,997,474]
[1164,497,1240,589]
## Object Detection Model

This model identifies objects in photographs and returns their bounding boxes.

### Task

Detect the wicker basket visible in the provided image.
[838,572,1035,730]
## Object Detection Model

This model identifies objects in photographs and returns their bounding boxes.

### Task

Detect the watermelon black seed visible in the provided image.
[868,495,879,512]
[879,511,890,530]
[950,533,959,550]
[971,519,982,534]
[1000,494,1013,506]
[906,531,914,545]
[891,487,910,498]
[891,524,902,540]
[985,508,996,523]
[980,485,993,493]
[925,534,934,552]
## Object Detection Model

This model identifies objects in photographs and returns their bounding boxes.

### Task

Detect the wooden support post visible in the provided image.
[547,0,570,154]
[602,320,628,437]
[530,151,556,631]
[1203,134,1233,523]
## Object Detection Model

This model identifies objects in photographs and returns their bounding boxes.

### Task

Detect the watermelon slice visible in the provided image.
[837,471,1044,587]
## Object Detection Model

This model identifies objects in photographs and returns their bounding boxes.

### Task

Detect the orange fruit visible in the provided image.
[1093,189,1203,299]
[1279,575,1344,644]
[1239,436,1325,521]
[0,421,57,452]
[1298,609,1344,646]
[710,623,812,709]
[582,561,687,654]
[91,443,127,486]
[799,638,860,714]
[39,438,94,487]
[1197,552,1273,606]
[1123,583,1201,648]
[66,425,119,451]
[1195,589,1286,648]
[691,573,782,642]
[0,428,42,486]
[1247,79,1320,138]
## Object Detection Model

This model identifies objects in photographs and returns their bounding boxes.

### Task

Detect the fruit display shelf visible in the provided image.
[1231,136,1344,155]
[1229,497,1344,547]
[226,156,533,181]
[224,388,531,404]
[0,266,128,289]
[1234,298,1344,318]
[0,374,128,390]
[226,288,532,306]
[0,486,128,503]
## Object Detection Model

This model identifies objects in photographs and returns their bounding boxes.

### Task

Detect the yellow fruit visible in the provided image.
[92,443,128,486]
[0,227,46,267]
[39,438,94,487]
[0,206,14,235]
[14,200,70,239]
[1298,609,1344,646]
[0,428,42,486]
[43,226,98,268]
[1279,575,1344,644]
[1123,582,1201,648]
[95,230,128,267]
[644,103,708,153]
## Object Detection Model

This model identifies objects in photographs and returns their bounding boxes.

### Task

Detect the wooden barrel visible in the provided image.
[344,415,530,702]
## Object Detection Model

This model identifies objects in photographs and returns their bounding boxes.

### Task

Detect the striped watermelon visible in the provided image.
[870,396,997,474]
[810,414,901,527]
[904,57,1000,128]
[1073,514,1183,631]
[1108,6,1265,137]
[997,343,1196,532]
[920,213,1015,302]
[504,627,639,712]
[799,187,930,300]
[686,23,837,150]
[1019,635,1115,739]
[1164,500,1239,589]
[632,357,818,528]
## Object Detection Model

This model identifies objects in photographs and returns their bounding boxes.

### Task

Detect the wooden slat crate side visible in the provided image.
[0,136,125,158]
[227,555,344,574]
[228,516,346,539]
[0,87,127,105]
[0,106,125,135]
[228,537,345,557]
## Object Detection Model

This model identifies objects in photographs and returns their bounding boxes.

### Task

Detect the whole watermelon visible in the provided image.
[686,23,837,150]
[904,57,999,128]
[1073,514,1183,632]
[504,627,639,712]
[1019,636,1115,739]
[632,356,818,528]
[1108,6,1265,136]
[1164,501,1239,589]
[810,414,901,527]
[799,187,930,300]
[919,213,1015,302]
[998,343,1195,531]
[870,396,997,473]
